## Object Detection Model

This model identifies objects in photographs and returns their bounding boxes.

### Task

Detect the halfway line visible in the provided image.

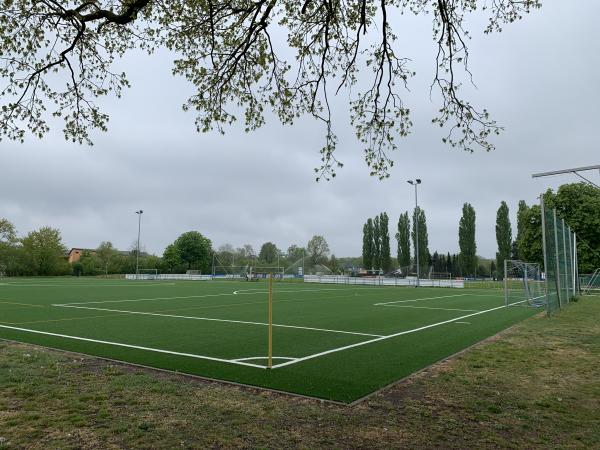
[53,304,383,338]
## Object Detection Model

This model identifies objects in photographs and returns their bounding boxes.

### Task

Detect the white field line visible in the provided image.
[380,305,480,312]
[271,300,526,369]
[55,292,244,306]
[232,287,384,295]
[374,293,469,306]
[232,356,297,362]
[57,286,389,307]
[53,304,384,338]
[455,321,471,324]
[0,324,265,369]
[2,283,175,287]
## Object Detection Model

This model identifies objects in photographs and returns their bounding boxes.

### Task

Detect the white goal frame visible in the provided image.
[504,260,545,307]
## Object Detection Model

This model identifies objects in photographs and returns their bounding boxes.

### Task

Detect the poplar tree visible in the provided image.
[380,212,392,272]
[514,200,528,260]
[458,203,477,277]
[373,215,381,270]
[495,201,512,280]
[395,212,411,269]
[362,219,374,270]
[411,207,430,275]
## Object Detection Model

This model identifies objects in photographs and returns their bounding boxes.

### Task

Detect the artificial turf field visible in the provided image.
[0,278,538,403]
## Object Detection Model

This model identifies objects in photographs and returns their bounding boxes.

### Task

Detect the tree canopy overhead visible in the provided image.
[0,0,540,179]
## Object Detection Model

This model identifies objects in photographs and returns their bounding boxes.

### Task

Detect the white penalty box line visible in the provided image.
[271,300,526,369]
[374,293,470,306]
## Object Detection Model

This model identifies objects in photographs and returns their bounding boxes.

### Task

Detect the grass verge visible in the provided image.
[1,297,599,449]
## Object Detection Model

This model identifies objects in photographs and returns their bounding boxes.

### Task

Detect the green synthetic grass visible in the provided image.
[0,277,537,402]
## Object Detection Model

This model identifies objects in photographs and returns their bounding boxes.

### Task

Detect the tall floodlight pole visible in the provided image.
[407,179,422,287]
[135,210,143,279]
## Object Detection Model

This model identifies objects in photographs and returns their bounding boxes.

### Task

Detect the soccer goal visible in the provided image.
[250,266,285,280]
[504,260,545,307]
[137,268,159,280]
[212,265,249,280]
[581,268,600,294]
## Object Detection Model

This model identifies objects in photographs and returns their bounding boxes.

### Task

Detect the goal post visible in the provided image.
[504,260,545,308]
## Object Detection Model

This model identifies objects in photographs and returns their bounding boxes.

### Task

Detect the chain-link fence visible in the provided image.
[541,198,578,314]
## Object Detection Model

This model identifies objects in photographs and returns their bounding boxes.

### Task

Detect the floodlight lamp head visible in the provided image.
[136,210,143,215]
[416,179,422,184]
[407,180,414,185]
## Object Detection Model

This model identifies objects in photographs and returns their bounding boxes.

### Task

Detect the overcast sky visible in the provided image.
[1,1,598,259]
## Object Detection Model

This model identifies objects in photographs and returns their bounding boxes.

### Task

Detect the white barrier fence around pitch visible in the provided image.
[303,275,464,288]
[126,274,213,281]
[125,273,464,287]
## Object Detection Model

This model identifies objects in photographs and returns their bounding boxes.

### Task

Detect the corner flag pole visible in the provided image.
[268,273,273,369]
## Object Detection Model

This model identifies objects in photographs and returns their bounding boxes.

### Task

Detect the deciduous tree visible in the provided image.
[259,242,279,264]
[20,227,69,276]
[173,231,212,272]
[307,235,329,265]
[0,1,540,179]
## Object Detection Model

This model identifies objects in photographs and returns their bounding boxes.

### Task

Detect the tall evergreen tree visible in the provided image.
[431,251,440,272]
[495,201,512,279]
[514,200,528,260]
[411,207,430,274]
[362,219,374,270]
[458,203,477,276]
[373,214,381,270]
[379,212,392,272]
[395,212,411,269]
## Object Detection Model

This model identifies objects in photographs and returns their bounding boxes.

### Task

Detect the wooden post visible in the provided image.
[268,273,273,369]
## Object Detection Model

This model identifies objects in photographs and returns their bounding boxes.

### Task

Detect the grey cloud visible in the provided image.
[1,1,598,259]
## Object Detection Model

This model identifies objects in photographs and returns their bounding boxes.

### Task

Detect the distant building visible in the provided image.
[67,248,147,264]
[67,248,95,263]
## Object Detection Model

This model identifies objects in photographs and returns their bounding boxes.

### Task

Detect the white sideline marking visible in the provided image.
[374,293,469,306]
[0,324,265,369]
[379,305,480,312]
[53,304,384,338]
[271,301,526,369]
[455,321,471,324]
[2,283,175,287]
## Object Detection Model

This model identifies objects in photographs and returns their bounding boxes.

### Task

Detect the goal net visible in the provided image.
[504,260,545,308]
[250,266,285,280]
[137,268,158,280]
[212,265,249,279]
